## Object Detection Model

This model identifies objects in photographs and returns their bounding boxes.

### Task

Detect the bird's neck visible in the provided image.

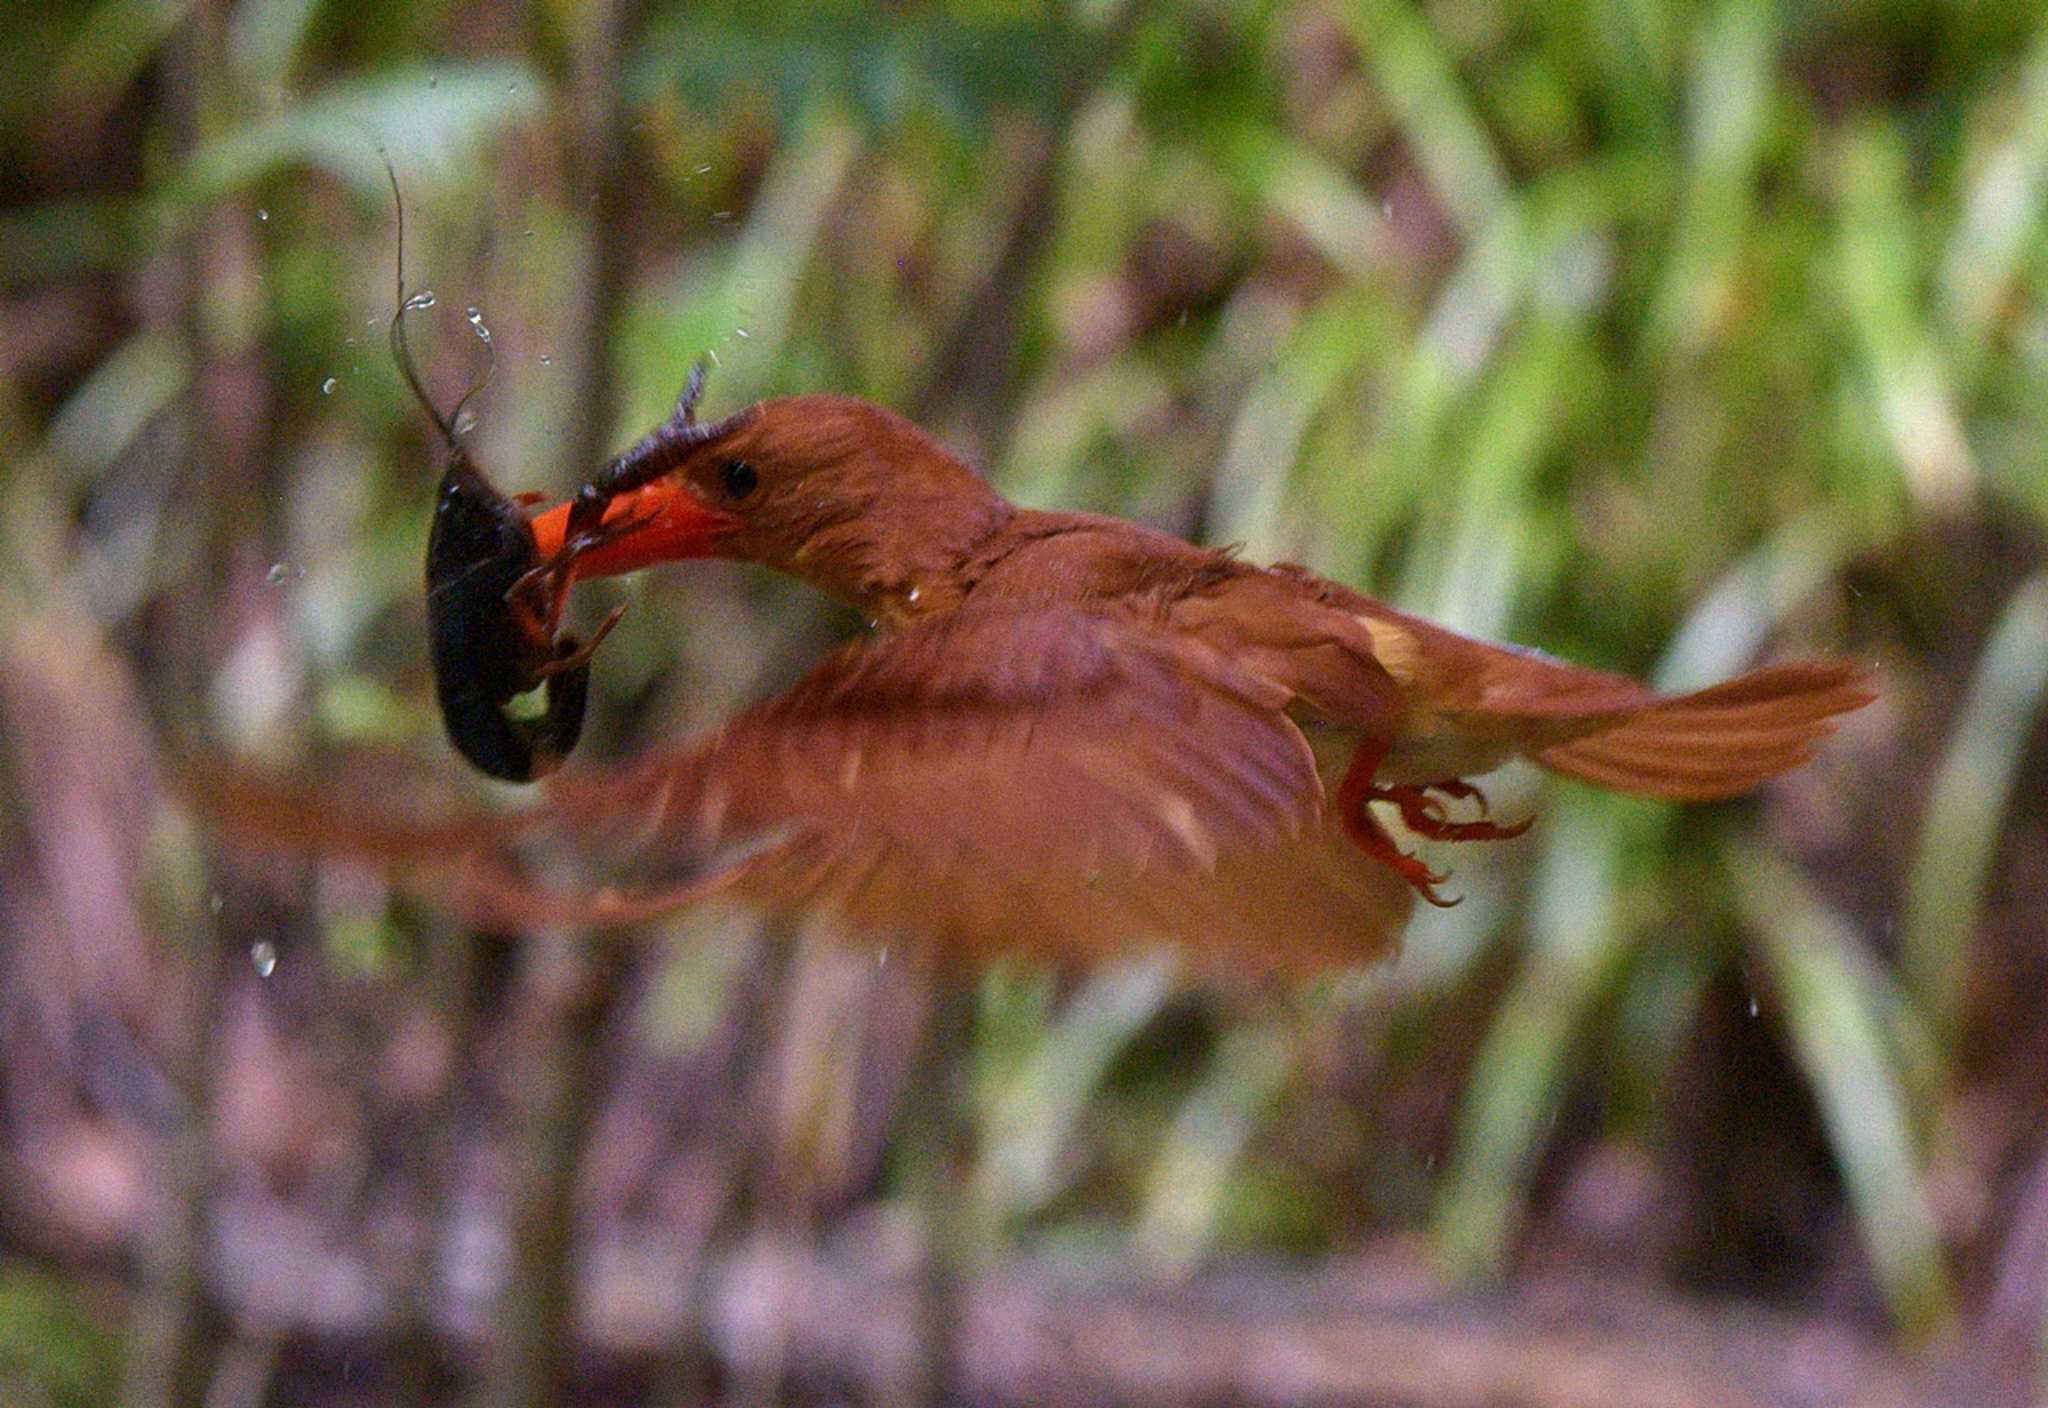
[783,465,1017,626]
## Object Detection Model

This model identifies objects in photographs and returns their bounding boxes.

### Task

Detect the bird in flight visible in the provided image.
[210,370,1873,977]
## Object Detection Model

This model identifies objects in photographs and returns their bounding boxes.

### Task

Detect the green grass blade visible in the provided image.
[1225,124,1392,284]
[1652,508,1853,690]
[1433,790,1642,1274]
[1834,121,1978,511]
[1901,571,2048,1039]
[176,63,543,202]
[1646,0,1775,357]
[1209,284,1378,562]
[1731,843,1954,1342]
[1337,0,1510,237]
[1409,313,1577,635]
[53,0,192,123]
[1939,20,2048,365]
[1133,1021,1294,1274]
[973,957,1176,1221]
[43,331,187,485]
[1384,206,1528,474]
[229,0,326,92]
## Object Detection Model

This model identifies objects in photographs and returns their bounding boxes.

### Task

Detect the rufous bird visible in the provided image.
[211,370,1873,976]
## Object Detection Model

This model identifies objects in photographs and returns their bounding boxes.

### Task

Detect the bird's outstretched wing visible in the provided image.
[196,602,1413,974]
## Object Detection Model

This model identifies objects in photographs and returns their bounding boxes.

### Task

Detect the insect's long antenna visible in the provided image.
[445,306,497,441]
[384,153,461,453]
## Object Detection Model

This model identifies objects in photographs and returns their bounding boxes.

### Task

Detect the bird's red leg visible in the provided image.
[1338,737,1456,906]
[1337,738,1531,907]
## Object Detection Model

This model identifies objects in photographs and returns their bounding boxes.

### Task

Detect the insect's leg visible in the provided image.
[533,605,628,679]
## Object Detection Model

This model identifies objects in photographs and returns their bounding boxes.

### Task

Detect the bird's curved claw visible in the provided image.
[1348,816,1463,908]
[1336,740,1531,906]
[1377,782,1533,846]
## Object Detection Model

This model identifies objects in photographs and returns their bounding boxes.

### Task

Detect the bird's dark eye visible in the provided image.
[721,459,758,499]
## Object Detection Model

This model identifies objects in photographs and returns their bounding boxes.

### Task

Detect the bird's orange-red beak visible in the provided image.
[528,481,736,581]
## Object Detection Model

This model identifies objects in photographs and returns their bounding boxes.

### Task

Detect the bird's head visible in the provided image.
[530,384,1011,616]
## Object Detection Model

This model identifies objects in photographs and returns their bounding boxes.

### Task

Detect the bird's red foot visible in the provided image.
[1373,780,1533,846]
[1345,807,1460,907]
[1337,741,1531,907]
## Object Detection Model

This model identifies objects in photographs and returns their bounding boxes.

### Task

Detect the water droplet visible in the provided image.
[538,354,552,366]
[257,208,269,222]
[321,376,338,395]
[266,563,290,585]
[453,408,477,435]
[251,941,278,978]
[1748,995,1760,1018]
[208,891,225,916]
[734,327,750,339]
[403,290,437,312]
[906,585,921,603]
[465,306,492,344]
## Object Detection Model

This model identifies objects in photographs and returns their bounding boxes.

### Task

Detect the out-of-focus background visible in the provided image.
[4,1,2047,1404]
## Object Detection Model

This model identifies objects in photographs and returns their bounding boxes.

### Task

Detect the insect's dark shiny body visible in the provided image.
[425,455,588,781]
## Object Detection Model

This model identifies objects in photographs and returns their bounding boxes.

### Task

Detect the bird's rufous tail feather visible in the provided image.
[1534,661,1875,800]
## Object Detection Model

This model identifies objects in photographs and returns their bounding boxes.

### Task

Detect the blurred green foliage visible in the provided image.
[0,1262,120,1407]
[4,0,2048,1384]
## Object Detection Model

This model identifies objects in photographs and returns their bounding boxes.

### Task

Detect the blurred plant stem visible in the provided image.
[652,923,802,1407]
[897,963,980,1408]
[483,929,633,1408]
[387,917,498,1400]
[120,0,267,1404]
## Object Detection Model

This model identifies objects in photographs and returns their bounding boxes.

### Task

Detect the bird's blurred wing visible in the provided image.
[193,603,1408,972]
[543,601,1406,970]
